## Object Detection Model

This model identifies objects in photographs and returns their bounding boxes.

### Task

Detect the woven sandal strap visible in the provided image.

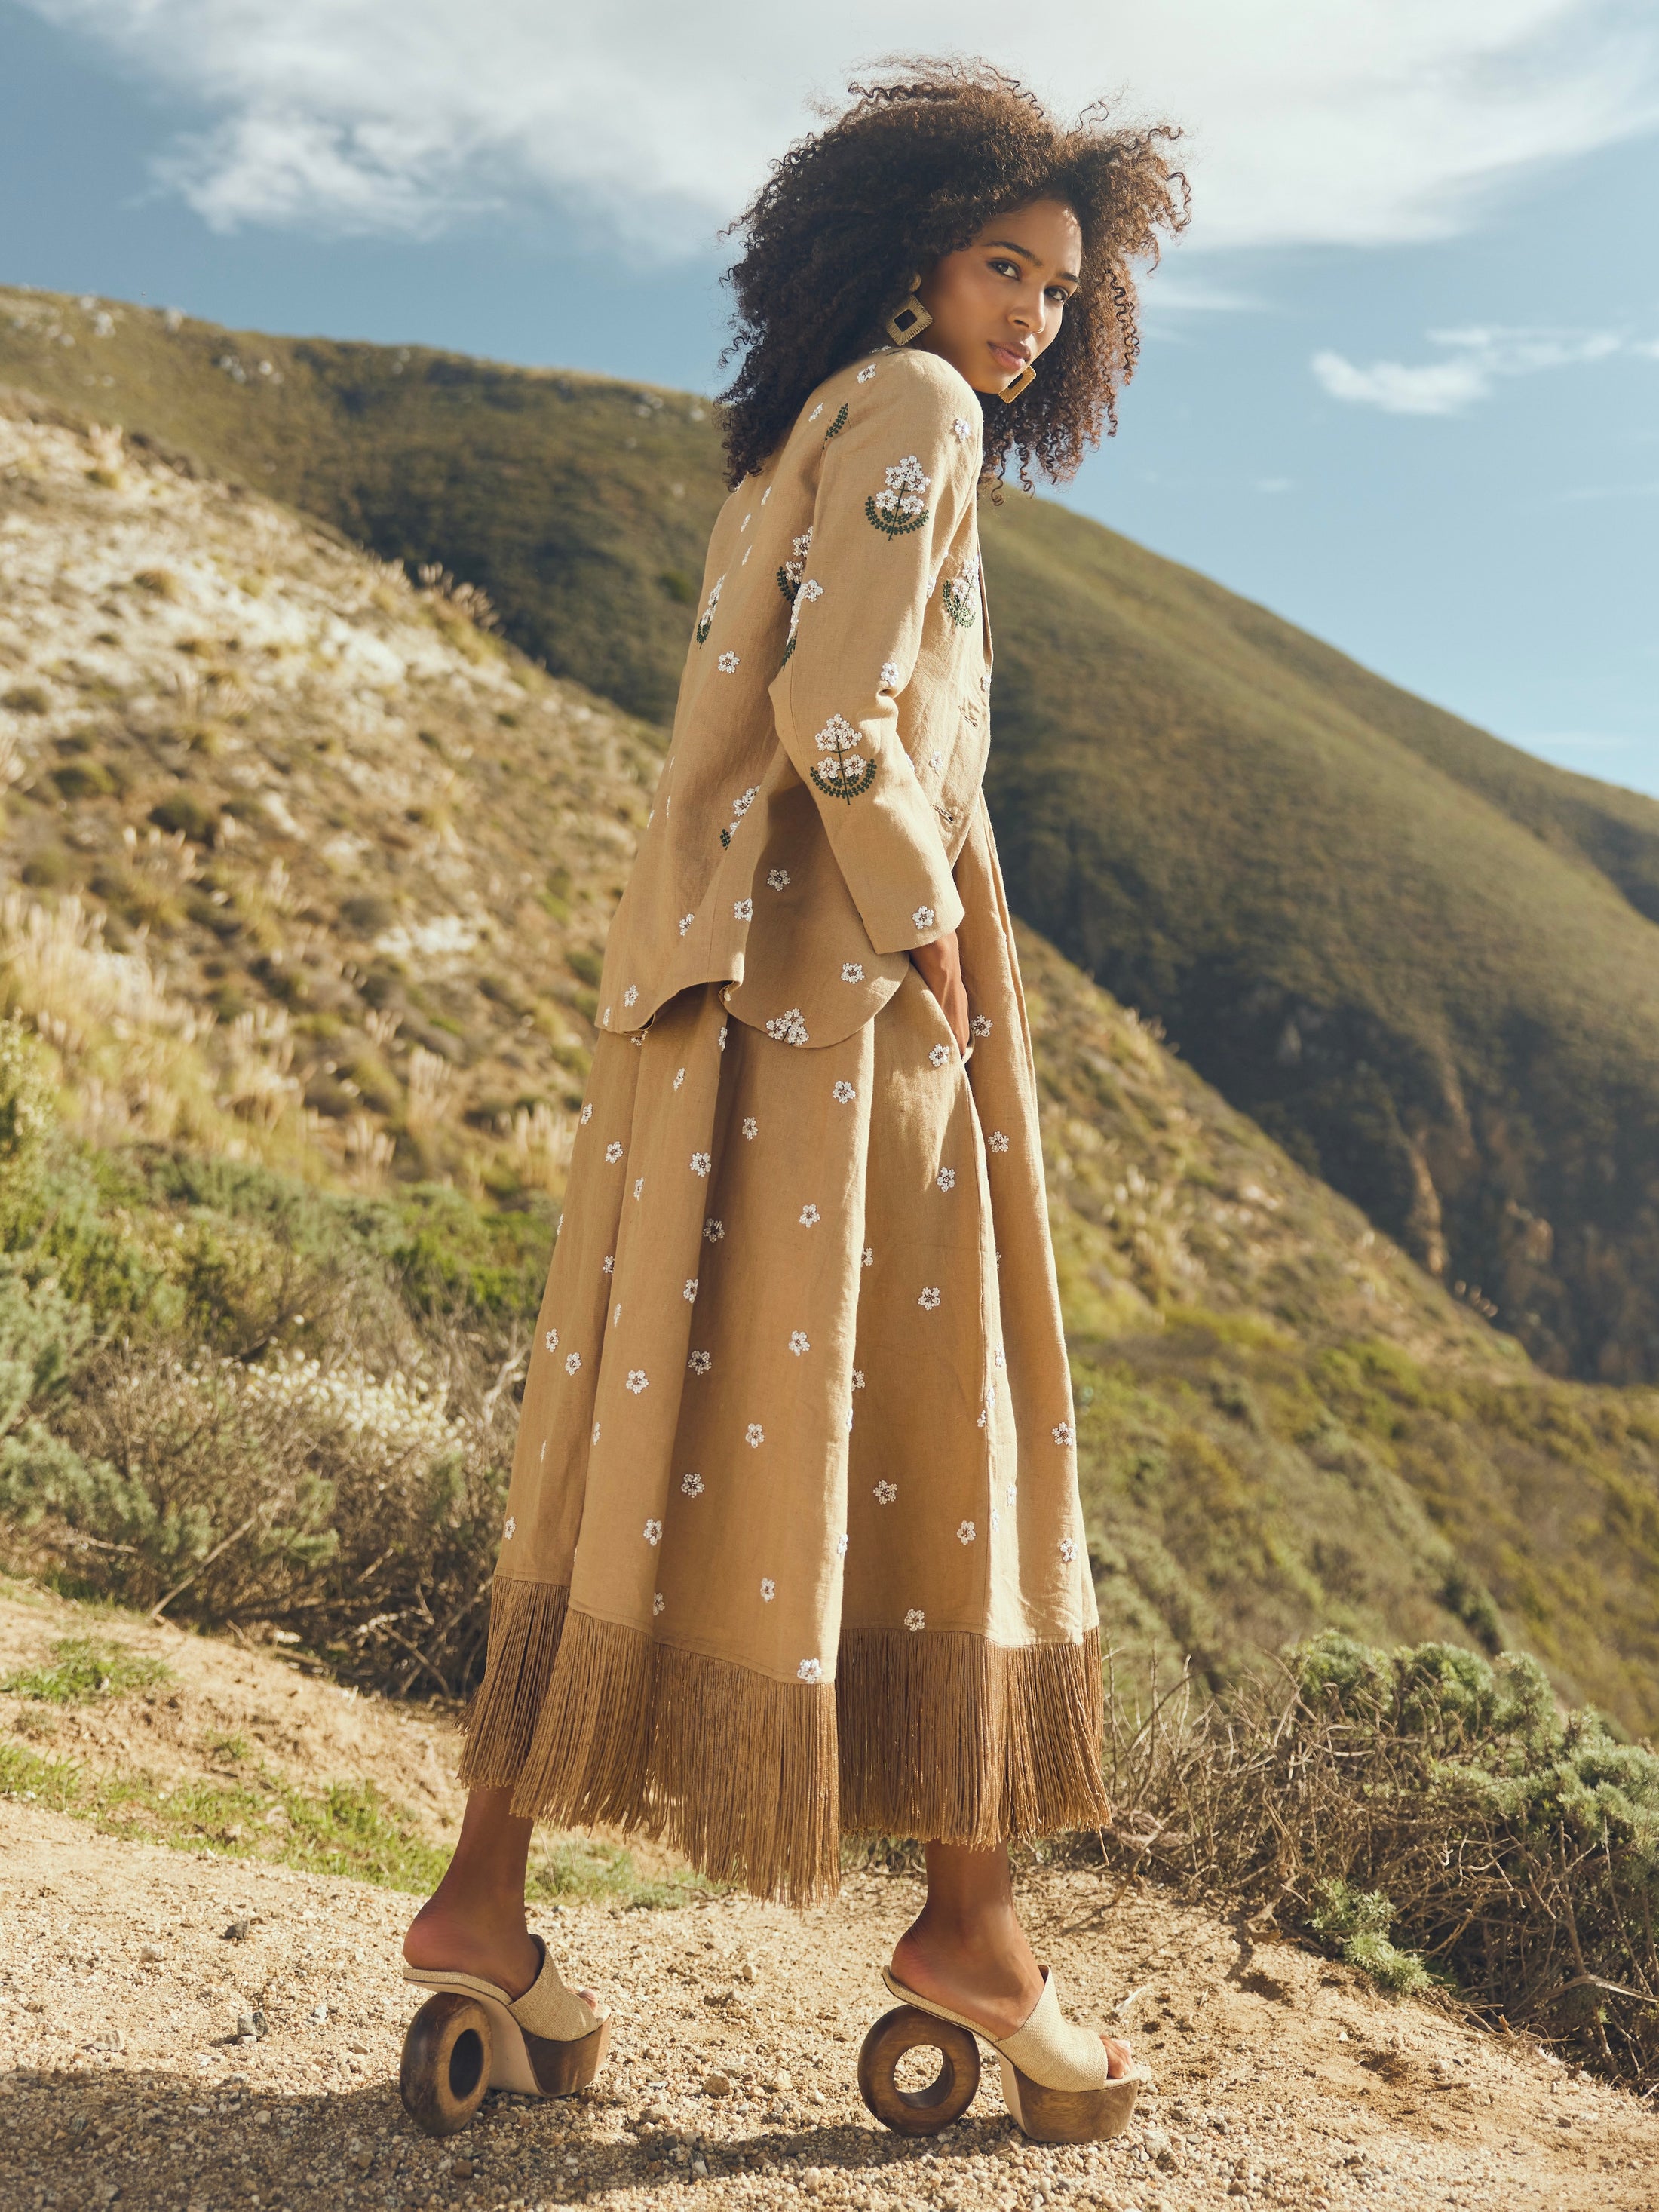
[998,1971,1109,2092]
[508,1934,603,2043]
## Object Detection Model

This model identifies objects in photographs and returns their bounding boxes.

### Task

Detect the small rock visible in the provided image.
[222,1919,252,1942]
[768,2070,793,2094]
[704,2070,734,2097]
[691,2157,708,2178]
[138,1943,164,1964]
[308,2004,327,2023]
[446,2155,474,2179]
[348,2141,373,2171]
[738,1961,759,1983]
[85,2026,125,2053]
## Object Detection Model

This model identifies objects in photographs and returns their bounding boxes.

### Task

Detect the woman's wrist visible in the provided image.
[910,928,960,981]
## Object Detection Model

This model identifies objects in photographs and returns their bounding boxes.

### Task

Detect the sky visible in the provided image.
[3,1,1657,797]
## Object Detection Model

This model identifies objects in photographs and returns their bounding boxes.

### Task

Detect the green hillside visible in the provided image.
[977,499,1659,1390]
[5,285,1659,1391]
[2,382,1658,1732]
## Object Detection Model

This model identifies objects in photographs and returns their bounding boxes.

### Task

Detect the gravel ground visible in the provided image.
[3,1797,1656,2212]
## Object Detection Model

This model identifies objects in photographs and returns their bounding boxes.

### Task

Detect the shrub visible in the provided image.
[149,793,218,843]
[11,1335,517,1695]
[0,1078,544,1692]
[0,1020,54,1181]
[1308,1877,1433,1996]
[1099,1631,1659,2082]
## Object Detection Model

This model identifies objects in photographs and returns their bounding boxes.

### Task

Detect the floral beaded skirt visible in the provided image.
[459,815,1108,1904]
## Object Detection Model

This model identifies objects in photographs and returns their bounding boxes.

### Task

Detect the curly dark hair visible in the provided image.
[717,60,1188,489]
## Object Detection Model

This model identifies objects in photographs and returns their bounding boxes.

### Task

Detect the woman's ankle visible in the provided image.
[402,1896,541,1991]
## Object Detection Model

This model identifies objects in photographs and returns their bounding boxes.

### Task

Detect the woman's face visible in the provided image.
[914,198,1083,396]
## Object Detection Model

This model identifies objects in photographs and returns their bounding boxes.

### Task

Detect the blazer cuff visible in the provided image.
[859,860,966,956]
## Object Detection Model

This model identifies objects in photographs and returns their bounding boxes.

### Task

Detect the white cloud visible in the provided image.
[1313,325,1643,414]
[20,2,1659,254]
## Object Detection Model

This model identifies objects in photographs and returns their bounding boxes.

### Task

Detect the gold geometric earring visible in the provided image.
[998,360,1036,403]
[885,274,933,347]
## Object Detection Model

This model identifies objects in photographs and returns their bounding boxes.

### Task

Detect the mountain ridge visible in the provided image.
[4,376,1659,1729]
[4,283,1659,1388]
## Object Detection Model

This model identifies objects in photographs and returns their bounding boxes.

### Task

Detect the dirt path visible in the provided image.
[2,1593,1656,2212]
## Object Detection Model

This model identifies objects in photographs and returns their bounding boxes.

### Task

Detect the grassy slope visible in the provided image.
[978,496,1659,1388]
[2,381,1657,1731]
[6,287,1657,1388]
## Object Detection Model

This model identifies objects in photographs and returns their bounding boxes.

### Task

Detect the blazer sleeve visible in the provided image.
[766,355,980,955]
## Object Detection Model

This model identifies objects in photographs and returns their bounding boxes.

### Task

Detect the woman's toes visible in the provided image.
[1102,2034,1133,2079]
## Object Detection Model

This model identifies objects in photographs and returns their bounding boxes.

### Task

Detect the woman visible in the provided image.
[402,62,1186,2143]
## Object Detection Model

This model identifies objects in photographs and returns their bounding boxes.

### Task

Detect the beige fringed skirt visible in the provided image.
[459,847,1107,1904]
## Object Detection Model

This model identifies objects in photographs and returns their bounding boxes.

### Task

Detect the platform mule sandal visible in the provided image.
[859,1965,1146,2145]
[399,1935,611,2137]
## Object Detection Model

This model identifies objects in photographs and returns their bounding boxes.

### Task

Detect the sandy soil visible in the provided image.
[2,1593,1656,2212]
[0,1582,466,1842]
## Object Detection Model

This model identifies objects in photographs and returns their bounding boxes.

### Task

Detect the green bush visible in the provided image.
[0,1084,541,1692]
[0,1020,54,1183]
[1102,1631,1659,2082]
[1308,1876,1432,1996]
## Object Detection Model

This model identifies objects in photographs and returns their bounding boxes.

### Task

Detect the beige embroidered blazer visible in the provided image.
[594,344,992,1051]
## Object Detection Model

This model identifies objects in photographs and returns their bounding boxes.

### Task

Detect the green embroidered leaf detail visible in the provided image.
[811,756,877,803]
[779,634,796,669]
[865,454,932,539]
[823,404,848,443]
[719,825,732,847]
[808,713,876,804]
[941,578,977,628]
[694,573,724,646]
[776,532,812,604]
[865,494,928,540]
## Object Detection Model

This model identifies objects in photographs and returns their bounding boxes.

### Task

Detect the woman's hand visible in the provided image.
[910,929,971,1054]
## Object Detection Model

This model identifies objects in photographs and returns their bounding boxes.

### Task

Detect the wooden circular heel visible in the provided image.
[400,1990,493,2137]
[857,2003,981,2137]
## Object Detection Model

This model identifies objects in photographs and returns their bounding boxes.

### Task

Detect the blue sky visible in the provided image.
[4,1,1656,796]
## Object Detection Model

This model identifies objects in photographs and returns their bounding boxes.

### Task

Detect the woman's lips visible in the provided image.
[989,341,1029,373]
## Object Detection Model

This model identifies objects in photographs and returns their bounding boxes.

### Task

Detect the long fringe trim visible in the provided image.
[462,1594,1109,1903]
[836,1626,1110,1847]
[508,1610,842,1907]
[455,1577,569,1791]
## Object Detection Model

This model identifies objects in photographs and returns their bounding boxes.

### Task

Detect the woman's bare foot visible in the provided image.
[402,1785,603,2017]
[891,1841,1133,2077]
